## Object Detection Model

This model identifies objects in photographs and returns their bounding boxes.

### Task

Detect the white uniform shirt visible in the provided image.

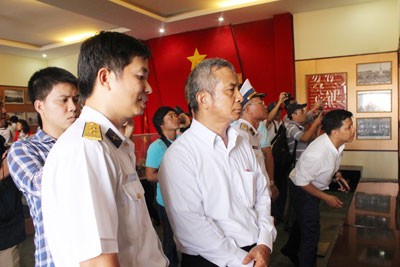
[42,106,167,267]
[289,133,345,190]
[233,119,270,186]
[159,119,276,267]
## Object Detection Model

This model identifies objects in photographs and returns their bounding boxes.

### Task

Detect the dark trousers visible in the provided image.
[181,244,256,267]
[156,203,179,267]
[140,179,160,224]
[283,181,320,267]
[272,165,289,221]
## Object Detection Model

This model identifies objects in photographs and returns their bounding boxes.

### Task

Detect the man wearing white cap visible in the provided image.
[233,79,279,200]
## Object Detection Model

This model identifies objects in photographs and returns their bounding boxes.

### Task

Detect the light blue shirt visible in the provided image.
[146,138,172,206]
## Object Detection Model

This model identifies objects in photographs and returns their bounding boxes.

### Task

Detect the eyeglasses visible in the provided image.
[249,101,265,106]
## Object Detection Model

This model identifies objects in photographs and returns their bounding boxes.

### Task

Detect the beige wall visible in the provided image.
[0,54,46,87]
[48,53,79,76]
[293,0,399,60]
[293,0,399,180]
[296,53,398,179]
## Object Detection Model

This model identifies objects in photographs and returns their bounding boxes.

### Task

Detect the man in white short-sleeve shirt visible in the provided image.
[42,31,168,267]
[281,109,354,267]
[159,58,276,267]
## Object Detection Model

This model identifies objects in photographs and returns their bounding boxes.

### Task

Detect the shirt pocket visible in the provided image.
[239,171,257,207]
[121,179,146,240]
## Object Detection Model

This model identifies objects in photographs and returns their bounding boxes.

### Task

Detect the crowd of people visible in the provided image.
[0,31,356,267]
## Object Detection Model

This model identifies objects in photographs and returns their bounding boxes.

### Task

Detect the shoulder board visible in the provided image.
[239,123,248,131]
[82,122,102,141]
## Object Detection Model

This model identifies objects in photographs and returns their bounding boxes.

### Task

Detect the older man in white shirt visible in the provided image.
[159,58,276,267]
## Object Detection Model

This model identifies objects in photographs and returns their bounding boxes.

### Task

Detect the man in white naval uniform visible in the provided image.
[42,31,168,267]
[232,79,279,200]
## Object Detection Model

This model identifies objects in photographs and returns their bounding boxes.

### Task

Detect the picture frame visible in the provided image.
[356,117,391,140]
[4,88,24,104]
[356,90,391,113]
[24,88,32,104]
[306,72,347,112]
[356,61,392,86]
[26,112,39,126]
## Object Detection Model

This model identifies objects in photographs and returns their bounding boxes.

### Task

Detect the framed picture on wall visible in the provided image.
[356,61,392,86]
[25,89,32,104]
[306,72,347,112]
[4,89,24,104]
[356,117,391,140]
[26,112,39,126]
[356,90,391,112]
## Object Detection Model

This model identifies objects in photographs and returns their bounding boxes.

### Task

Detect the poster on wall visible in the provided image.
[306,72,347,112]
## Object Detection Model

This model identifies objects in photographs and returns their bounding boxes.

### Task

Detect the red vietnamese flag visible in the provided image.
[140,25,242,134]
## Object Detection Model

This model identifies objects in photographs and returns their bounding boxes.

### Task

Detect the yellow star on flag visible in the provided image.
[187,48,207,70]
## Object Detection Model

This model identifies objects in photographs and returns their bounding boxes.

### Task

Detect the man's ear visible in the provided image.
[98,67,112,89]
[34,99,43,114]
[196,90,210,109]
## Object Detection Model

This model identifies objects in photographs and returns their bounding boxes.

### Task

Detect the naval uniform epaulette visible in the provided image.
[106,128,122,148]
[82,122,102,141]
[239,122,255,136]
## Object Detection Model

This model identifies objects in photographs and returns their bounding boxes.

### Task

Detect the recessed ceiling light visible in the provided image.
[42,54,47,58]
[218,16,224,22]
[159,28,165,33]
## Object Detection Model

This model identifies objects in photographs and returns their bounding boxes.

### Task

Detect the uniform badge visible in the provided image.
[239,123,248,131]
[106,128,122,148]
[82,122,102,141]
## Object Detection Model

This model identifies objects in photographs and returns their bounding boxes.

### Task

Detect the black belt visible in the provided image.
[181,243,257,267]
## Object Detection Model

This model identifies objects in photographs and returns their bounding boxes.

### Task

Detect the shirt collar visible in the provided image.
[35,128,56,143]
[190,118,239,150]
[80,106,126,144]
[322,133,345,155]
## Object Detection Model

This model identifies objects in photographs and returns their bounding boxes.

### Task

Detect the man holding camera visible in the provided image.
[285,103,323,162]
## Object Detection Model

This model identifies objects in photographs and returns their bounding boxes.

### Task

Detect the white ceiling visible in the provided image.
[0,0,382,59]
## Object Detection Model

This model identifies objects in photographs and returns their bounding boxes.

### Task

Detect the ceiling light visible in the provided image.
[218,16,224,22]
[62,32,96,43]
[42,54,47,58]
[159,28,165,33]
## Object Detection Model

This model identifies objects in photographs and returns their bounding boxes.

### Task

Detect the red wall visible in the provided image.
[134,13,294,133]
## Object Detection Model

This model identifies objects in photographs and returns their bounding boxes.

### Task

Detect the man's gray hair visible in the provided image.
[185,58,236,113]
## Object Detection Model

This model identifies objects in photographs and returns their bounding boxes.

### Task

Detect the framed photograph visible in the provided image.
[26,112,39,126]
[4,89,24,104]
[306,72,347,112]
[356,117,391,140]
[8,112,25,121]
[356,61,392,86]
[357,90,391,112]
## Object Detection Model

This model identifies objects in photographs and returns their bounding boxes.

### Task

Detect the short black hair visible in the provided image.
[322,109,353,135]
[18,119,30,134]
[9,116,19,123]
[78,31,151,99]
[152,106,175,135]
[28,67,78,103]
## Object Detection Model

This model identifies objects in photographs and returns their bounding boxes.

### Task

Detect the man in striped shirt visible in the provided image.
[7,67,80,267]
[285,103,322,161]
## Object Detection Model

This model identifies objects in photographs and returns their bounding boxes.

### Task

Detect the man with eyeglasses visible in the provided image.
[233,79,279,200]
